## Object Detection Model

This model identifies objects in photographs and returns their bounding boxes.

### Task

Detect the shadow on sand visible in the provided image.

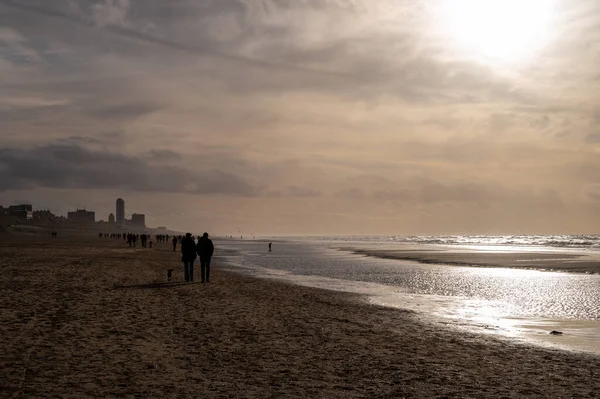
[114,281,196,290]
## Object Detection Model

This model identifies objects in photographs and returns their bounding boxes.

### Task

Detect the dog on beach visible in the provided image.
[166,269,174,282]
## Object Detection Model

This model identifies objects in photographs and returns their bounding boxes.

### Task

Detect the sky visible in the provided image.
[0,0,599,236]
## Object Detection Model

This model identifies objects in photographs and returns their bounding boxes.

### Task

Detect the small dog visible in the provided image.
[166,269,174,282]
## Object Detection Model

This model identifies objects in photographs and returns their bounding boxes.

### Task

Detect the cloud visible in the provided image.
[0,0,598,233]
[0,0,350,78]
[335,188,367,201]
[0,143,256,195]
[55,136,105,145]
[585,185,600,202]
[372,189,413,202]
[144,149,182,162]
[87,102,162,121]
[419,181,495,205]
[268,185,322,198]
[92,0,130,27]
[333,181,564,210]
[585,133,600,143]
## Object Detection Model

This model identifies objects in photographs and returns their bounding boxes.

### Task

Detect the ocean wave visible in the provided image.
[311,235,600,250]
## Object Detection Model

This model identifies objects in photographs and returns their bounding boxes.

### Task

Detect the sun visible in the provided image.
[438,0,556,62]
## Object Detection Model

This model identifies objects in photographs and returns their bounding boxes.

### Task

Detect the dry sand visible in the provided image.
[1,234,600,398]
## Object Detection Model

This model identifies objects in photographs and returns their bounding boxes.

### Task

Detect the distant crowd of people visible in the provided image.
[90,230,217,284]
[95,232,178,249]
[52,229,280,285]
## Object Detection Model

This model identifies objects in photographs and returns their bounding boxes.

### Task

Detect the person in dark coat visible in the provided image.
[197,232,214,283]
[181,233,197,282]
[172,236,178,252]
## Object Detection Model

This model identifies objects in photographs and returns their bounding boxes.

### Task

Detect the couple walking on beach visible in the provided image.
[181,232,214,283]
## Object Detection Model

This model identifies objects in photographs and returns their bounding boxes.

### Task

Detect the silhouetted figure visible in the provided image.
[172,236,178,252]
[181,233,197,282]
[269,242,272,252]
[132,234,137,247]
[197,232,214,283]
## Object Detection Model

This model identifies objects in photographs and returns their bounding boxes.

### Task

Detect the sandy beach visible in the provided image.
[2,234,600,398]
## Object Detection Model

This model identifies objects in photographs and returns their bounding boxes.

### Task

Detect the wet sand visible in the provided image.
[2,235,600,398]
[351,248,600,274]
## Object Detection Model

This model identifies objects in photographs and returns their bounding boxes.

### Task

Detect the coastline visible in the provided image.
[2,236,600,398]
[348,247,600,274]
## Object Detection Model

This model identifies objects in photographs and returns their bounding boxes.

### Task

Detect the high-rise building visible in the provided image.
[108,213,115,223]
[116,198,125,227]
[131,213,146,228]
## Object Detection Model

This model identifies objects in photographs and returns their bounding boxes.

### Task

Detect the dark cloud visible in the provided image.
[0,0,349,78]
[87,102,162,120]
[144,149,182,162]
[52,132,128,148]
[0,143,256,195]
[55,136,105,145]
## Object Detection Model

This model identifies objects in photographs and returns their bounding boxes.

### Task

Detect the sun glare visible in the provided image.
[438,0,556,62]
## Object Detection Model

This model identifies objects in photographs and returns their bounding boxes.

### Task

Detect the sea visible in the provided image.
[218,235,600,355]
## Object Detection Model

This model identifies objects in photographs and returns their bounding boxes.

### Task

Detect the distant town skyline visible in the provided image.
[0,197,149,230]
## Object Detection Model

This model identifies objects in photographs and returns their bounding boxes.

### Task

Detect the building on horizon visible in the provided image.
[131,213,146,229]
[33,210,57,221]
[8,204,33,220]
[116,198,125,228]
[108,213,115,223]
[67,209,95,224]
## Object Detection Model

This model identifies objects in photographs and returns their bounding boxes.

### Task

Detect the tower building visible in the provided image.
[116,198,125,228]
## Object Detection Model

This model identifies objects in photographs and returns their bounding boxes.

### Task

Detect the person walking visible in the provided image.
[181,233,197,282]
[172,236,178,252]
[197,232,214,283]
